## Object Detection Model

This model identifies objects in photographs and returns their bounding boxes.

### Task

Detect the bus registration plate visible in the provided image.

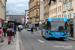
[55,37,59,38]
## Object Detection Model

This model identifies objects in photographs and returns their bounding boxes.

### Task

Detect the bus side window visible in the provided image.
[47,22,51,29]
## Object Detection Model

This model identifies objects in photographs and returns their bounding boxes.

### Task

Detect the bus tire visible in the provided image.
[41,31,44,37]
[60,38,64,40]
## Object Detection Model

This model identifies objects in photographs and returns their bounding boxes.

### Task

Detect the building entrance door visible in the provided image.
[70,24,73,37]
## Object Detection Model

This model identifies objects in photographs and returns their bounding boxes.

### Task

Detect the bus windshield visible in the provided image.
[48,22,67,32]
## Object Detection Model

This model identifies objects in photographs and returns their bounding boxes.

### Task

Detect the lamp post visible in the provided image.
[39,22,42,29]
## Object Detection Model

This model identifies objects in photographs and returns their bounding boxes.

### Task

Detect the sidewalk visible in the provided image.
[0,36,16,50]
[68,37,75,41]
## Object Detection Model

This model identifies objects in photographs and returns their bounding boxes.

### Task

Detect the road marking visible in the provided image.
[38,39,44,43]
[53,45,73,49]
[64,45,73,49]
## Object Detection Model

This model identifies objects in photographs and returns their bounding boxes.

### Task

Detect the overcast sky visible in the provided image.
[6,0,29,14]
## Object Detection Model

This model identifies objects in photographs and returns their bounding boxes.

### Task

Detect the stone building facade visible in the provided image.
[44,0,63,20]
[6,13,25,24]
[25,10,29,24]
[44,0,50,20]
[29,0,40,27]
[0,0,7,27]
[62,0,73,19]
[49,0,63,18]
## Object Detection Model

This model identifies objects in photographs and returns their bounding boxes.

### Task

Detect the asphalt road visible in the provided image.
[20,29,75,50]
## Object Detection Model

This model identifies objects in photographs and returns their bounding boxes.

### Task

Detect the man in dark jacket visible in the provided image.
[3,27,7,37]
[31,27,33,34]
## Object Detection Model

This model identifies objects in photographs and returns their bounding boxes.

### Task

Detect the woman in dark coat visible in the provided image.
[3,27,7,37]
[6,26,13,44]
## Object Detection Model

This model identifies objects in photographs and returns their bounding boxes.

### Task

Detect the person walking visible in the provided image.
[0,27,4,43]
[36,27,39,33]
[3,27,7,37]
[31,27,33,34]
[6,26,13,44]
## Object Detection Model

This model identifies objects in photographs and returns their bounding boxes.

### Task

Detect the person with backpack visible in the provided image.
[6,26,13,44]
[3,26,7,37]
[36,27,39,33]
[0,27,4,43]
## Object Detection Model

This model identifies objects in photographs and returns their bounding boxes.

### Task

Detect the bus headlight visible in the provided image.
[47,31,52,35]
[63,33,67,36]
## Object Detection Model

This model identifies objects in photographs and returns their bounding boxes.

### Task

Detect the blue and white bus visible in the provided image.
[41,17,68,40]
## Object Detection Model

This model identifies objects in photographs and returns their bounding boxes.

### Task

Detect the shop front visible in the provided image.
[0,19,3,27]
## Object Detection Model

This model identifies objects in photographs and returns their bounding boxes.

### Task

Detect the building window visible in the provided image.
[53,9,54,13]
[36,13,38,16]
[68,15,69,19]
[54,9,55,13]
[70,1,73,8]
[63,5,64,11]
[67,3,69,10]
[36,18,38,21]
[27,14,29,16]
[58,7,59,12]
[70,14,72,19]
[65,16,67,18]
[36,9,38,12]
[62,5,63,11]
[65,4,66,10]
[36,2,38,5]
[60,6,61,11]
[56,8,57,13]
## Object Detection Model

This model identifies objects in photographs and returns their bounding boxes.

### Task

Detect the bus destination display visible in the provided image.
[52,19,64,21]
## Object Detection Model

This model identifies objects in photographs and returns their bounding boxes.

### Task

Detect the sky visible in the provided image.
[6,0,29,14]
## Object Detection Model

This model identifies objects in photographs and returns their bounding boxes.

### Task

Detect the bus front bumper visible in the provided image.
[46,34,67,39]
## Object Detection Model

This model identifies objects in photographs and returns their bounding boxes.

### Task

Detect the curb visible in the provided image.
[67,37,75,41]
[19,32,24,50]
[16,31,20,50]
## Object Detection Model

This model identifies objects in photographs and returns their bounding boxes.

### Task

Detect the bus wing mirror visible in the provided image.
[45,22,47,25]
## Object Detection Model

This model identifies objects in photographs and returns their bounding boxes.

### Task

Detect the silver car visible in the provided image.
[27,28,31,31]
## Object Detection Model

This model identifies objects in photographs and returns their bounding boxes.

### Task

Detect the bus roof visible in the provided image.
[46,17,67,22]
